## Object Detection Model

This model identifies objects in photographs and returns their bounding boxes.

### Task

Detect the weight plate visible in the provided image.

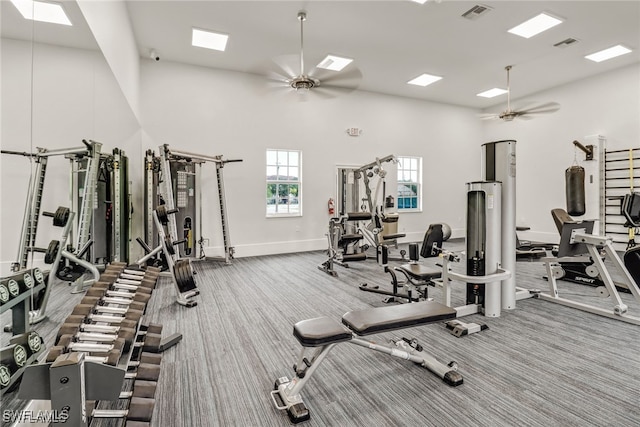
[7,280,20,297]
[45,240,61,264]
[165,236,175,255]
[174,259,186,293]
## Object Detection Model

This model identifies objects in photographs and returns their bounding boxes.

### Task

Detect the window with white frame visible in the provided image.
[266,149,301,216]
[397,156,422,211]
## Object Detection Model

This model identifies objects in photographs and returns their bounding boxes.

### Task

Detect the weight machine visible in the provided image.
[143,145,242,264]
[2,140,101,276]
[336,155,406,258]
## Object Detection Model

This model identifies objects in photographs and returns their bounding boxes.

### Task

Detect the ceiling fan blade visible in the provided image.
[310,66,363,91]
[478,113,500,120]
[519,102,561,115]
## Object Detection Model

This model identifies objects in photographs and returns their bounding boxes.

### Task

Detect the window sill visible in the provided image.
[266,213,303,219]
[396,209,422,213]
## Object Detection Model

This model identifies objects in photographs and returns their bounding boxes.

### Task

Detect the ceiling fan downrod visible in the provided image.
[290,11,317,91]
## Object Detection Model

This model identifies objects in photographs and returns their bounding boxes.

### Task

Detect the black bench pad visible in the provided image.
[294,317,352,347]
[398,264,442,280]
[342,301,456,336]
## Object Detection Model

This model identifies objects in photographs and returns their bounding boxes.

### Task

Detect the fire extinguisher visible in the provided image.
[328,198,335,215]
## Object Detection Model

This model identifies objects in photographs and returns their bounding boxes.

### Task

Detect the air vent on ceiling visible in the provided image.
[553,38,580,48]
[461,4,493,20]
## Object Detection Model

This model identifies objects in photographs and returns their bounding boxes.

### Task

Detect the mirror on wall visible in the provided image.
[1,1,141,276]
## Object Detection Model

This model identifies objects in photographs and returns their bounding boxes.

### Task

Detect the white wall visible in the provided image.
[140,59,483,257]
[0,39,141,274]
[482,62,640,244]
[4,39,637,265]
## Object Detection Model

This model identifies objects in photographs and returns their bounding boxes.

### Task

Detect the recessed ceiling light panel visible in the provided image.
[11,0,72,26]
[192,28,229,51]
[508,12,562,39]
[407,73,442,87]
[477,88,508,98]
[411,0,429,4]
[317,55,353,72]
[585,45,632,62]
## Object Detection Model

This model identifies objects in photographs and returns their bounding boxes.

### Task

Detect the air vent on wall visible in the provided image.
[553,38,579,48]
[461,4,493,20]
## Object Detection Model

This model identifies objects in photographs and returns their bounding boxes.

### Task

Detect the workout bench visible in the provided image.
[271,300,461,423]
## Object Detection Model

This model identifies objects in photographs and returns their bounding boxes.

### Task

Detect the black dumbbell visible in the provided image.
[56,334,126,355]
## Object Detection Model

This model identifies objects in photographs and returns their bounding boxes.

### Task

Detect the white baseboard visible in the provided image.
[203,238,328,259]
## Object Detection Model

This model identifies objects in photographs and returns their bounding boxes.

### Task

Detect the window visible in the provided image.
[266,149,301,216]
[397,156,422,211]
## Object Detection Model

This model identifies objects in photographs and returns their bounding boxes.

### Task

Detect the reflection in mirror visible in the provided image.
[1,0,141,407]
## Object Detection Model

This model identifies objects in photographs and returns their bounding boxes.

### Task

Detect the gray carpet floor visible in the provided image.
[2,240,640,426]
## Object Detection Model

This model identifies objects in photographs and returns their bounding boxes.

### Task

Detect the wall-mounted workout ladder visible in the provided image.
[603,147,639,250]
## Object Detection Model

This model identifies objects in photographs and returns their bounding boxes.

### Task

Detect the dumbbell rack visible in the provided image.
[0,331,45,397]
[19,263,180,426]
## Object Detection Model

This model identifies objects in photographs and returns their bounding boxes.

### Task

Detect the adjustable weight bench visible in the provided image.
[271,300,461,423]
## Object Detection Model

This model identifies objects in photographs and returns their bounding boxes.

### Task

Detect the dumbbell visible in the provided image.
[54,334,126,356]
[46,346,122,366]
[91,282,153,299]
[64,314,139,331]
[55,322,137,350]
[0,344,27,390]
[1,267,42,303]
[71,304,144,323]
[80,296,147,312]
[42,206,70,227]
[88,397,156,423]
[0,332,44,389]
[85,287,152,304]
[99,274,157,292]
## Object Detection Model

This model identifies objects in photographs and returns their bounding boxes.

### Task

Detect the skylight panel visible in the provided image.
[11,0,72,26]
[192,28,229,52]
[585,45,632,63]
[477,88,508,98]
[407,73,442,87]
[508,13,562,39]
[317,55,353,72]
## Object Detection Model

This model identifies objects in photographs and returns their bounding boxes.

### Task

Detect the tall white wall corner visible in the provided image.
[77,0,141,124]
[583,134,606,234]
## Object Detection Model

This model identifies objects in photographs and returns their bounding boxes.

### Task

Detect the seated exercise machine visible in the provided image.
[270,300,462,423]
[317,212,372,277]
[359,223,450,303]
[534,208,640,324]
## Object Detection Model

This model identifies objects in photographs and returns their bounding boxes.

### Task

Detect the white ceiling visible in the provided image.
[2,1,639,109]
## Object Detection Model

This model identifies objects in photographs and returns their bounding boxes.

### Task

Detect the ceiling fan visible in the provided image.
[482,66,560,121]
[260,11,362,99]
